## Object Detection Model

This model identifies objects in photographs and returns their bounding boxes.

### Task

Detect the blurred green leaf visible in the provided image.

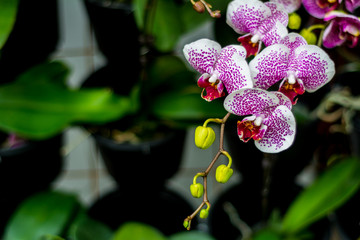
[70,216,113,240]
[145,55,195,91]
[40,235,65,240]
[151,91,227,123]
[169,230,216,240]
[0,0,18,49]
[281,158,360,234]
[151,0,184,52]
[112,222,166,240]
[0,61,136,139]
[3,191,82,240]
[252,229,282,240]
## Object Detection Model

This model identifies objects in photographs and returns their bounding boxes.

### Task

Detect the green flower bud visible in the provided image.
[288,13,301,30]
[190,183,204,198]
[216,164,233,183]
[183,219,190,229]
[195,126,216,149]
[200,209,209,219]
[300,28,317,45]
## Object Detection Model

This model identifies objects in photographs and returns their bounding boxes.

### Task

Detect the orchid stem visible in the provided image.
[184,113,231,230]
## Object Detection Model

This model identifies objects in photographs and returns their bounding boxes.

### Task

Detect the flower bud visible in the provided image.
[183,219,190,229]
[190,183,204,198]
[216,164,233,183]
[288,13,301,30]
[200,209,209,219]
[195,126,216,149]
[193,1,205,13]
[300,28,317,45]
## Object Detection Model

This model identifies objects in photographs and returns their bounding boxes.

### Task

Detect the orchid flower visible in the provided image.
[224,88,295,153]
[226,0,289,57]
[183,38,253,101]
[323,11,360,48]
[249,33,335,104]
[303,0,360,18]
[302,0,341,19]
[345,0,360,13]
[270,0,302,13]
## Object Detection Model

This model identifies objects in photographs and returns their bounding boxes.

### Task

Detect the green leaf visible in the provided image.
[3,191,82,240]
[281,158,360,234]
[152,91,227,123]
[40,235,65,240]
[112,222,166,240]
[252,229,282,240]
[169,230,216,240]
[134,0,185,52]
[0,0,18,49]
[70,216,113,240]
[0,61,136,139]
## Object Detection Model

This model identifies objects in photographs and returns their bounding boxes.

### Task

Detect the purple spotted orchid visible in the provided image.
[224,88,295,153]
[183,38,253,102]
[323,11,360,48]
[303,0,360,19]
[226,0,289,57]
[249,33,335,104]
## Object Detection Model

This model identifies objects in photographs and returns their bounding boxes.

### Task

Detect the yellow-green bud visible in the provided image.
[200,209,209,219]
[300,28,317,45]
[216,164,233,183]
[183,219,190,229]
[288,13,301,30]
[195,126,216,149]
[190,183,204,198]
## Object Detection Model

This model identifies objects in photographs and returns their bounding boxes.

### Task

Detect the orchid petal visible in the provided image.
[215,45,253,94]
[249,44,290,89]
[273,91,293,110]
[270,0,302,13]
[293,45,335,92]
[224,88,280,116]
[302,0,340,19]
[259,20,289,46]
[183,39,221,75]
[265,2,289,26]
[345,0,360,12]
[323,12,360,48]
[280,33,307,51]
[226,0,271,35]
[255,105,296,153]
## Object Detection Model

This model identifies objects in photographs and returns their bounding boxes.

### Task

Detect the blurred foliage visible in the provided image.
[0,0,18,49]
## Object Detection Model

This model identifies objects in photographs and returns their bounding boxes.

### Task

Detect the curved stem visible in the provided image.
[184,112,232,230]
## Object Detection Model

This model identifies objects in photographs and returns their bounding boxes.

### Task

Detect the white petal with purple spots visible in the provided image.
[226,0,271,34]
[183,39,221,75]
[215,45,253,94]
[293,45,335,92]
[249,44,289,89]
[270,0,302,13]
[264,2,289,26]
[260,20,289,46]
[224,88,280,116]
[255,105,296,153]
